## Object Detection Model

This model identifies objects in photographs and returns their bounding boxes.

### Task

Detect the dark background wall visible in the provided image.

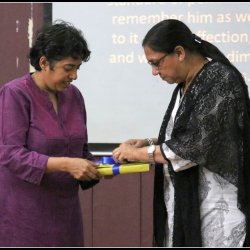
[80,169,154,247]
[0,3,154,246]
[0,3,51,86]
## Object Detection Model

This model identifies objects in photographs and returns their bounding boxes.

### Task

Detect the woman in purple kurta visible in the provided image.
[0,21,101,247]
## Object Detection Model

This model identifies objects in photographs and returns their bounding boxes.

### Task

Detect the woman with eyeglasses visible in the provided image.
[112,19,250,247]
[0,20,102,247]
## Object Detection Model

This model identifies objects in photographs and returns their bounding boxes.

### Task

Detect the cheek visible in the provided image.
[172,69,183,83]
[163,64,182,83]
[168,62,181,76]
[50,69,66,80]
[163,64,177,77]
[52,75,65,85]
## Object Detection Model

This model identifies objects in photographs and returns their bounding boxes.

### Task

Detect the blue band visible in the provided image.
[112,163,120,175]
[98,156,121,175]
[98,156,116,164]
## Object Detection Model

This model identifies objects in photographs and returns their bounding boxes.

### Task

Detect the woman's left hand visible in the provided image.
[112,143,135,163]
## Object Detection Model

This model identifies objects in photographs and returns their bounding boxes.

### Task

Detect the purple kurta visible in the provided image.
[0,74,93,247]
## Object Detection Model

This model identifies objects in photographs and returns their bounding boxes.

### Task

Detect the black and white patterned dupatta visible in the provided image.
[153,61,250,247]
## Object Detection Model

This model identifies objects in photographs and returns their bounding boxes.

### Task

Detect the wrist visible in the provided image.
[147,144,156,163]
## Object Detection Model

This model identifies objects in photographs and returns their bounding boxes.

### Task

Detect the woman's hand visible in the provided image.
[66,158,102,181]
[112,143,136,163]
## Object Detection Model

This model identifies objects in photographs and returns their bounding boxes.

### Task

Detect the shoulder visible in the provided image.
[0,74,34,108]
[198,61,241,88]
[199,61,245,99]
[0,74,32,96]
[206,61,238,81]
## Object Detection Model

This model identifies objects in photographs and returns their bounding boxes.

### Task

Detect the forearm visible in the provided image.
[127,145,167,164]
[46,157,71,173]
[46,156,101,181]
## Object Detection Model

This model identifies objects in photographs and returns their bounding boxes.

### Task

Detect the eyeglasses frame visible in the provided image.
[147,53,169,69]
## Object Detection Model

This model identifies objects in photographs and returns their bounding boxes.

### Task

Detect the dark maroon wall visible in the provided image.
[0,3,45,86]
[80,168,154,247]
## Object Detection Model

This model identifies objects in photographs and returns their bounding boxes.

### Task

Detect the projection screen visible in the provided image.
[53,2,250,146]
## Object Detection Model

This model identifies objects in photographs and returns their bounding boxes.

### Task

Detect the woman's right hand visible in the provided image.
[47,157,102,181]
[67,158,102,181]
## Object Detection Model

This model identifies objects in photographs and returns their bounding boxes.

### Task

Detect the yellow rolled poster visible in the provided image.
[96,156,150,176]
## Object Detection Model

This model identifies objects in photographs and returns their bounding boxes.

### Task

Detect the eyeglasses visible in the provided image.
[147,54,168,69]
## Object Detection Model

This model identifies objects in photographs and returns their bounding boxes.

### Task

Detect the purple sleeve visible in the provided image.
[0,86,48,185]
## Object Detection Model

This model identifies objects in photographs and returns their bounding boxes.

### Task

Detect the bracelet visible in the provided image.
[146,138,154,146]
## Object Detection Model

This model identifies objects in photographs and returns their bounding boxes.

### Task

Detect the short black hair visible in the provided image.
[29,20,91,70]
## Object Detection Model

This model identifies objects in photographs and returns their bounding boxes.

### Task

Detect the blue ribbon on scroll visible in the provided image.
[97,156,121,175]
[96,156,150,176]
